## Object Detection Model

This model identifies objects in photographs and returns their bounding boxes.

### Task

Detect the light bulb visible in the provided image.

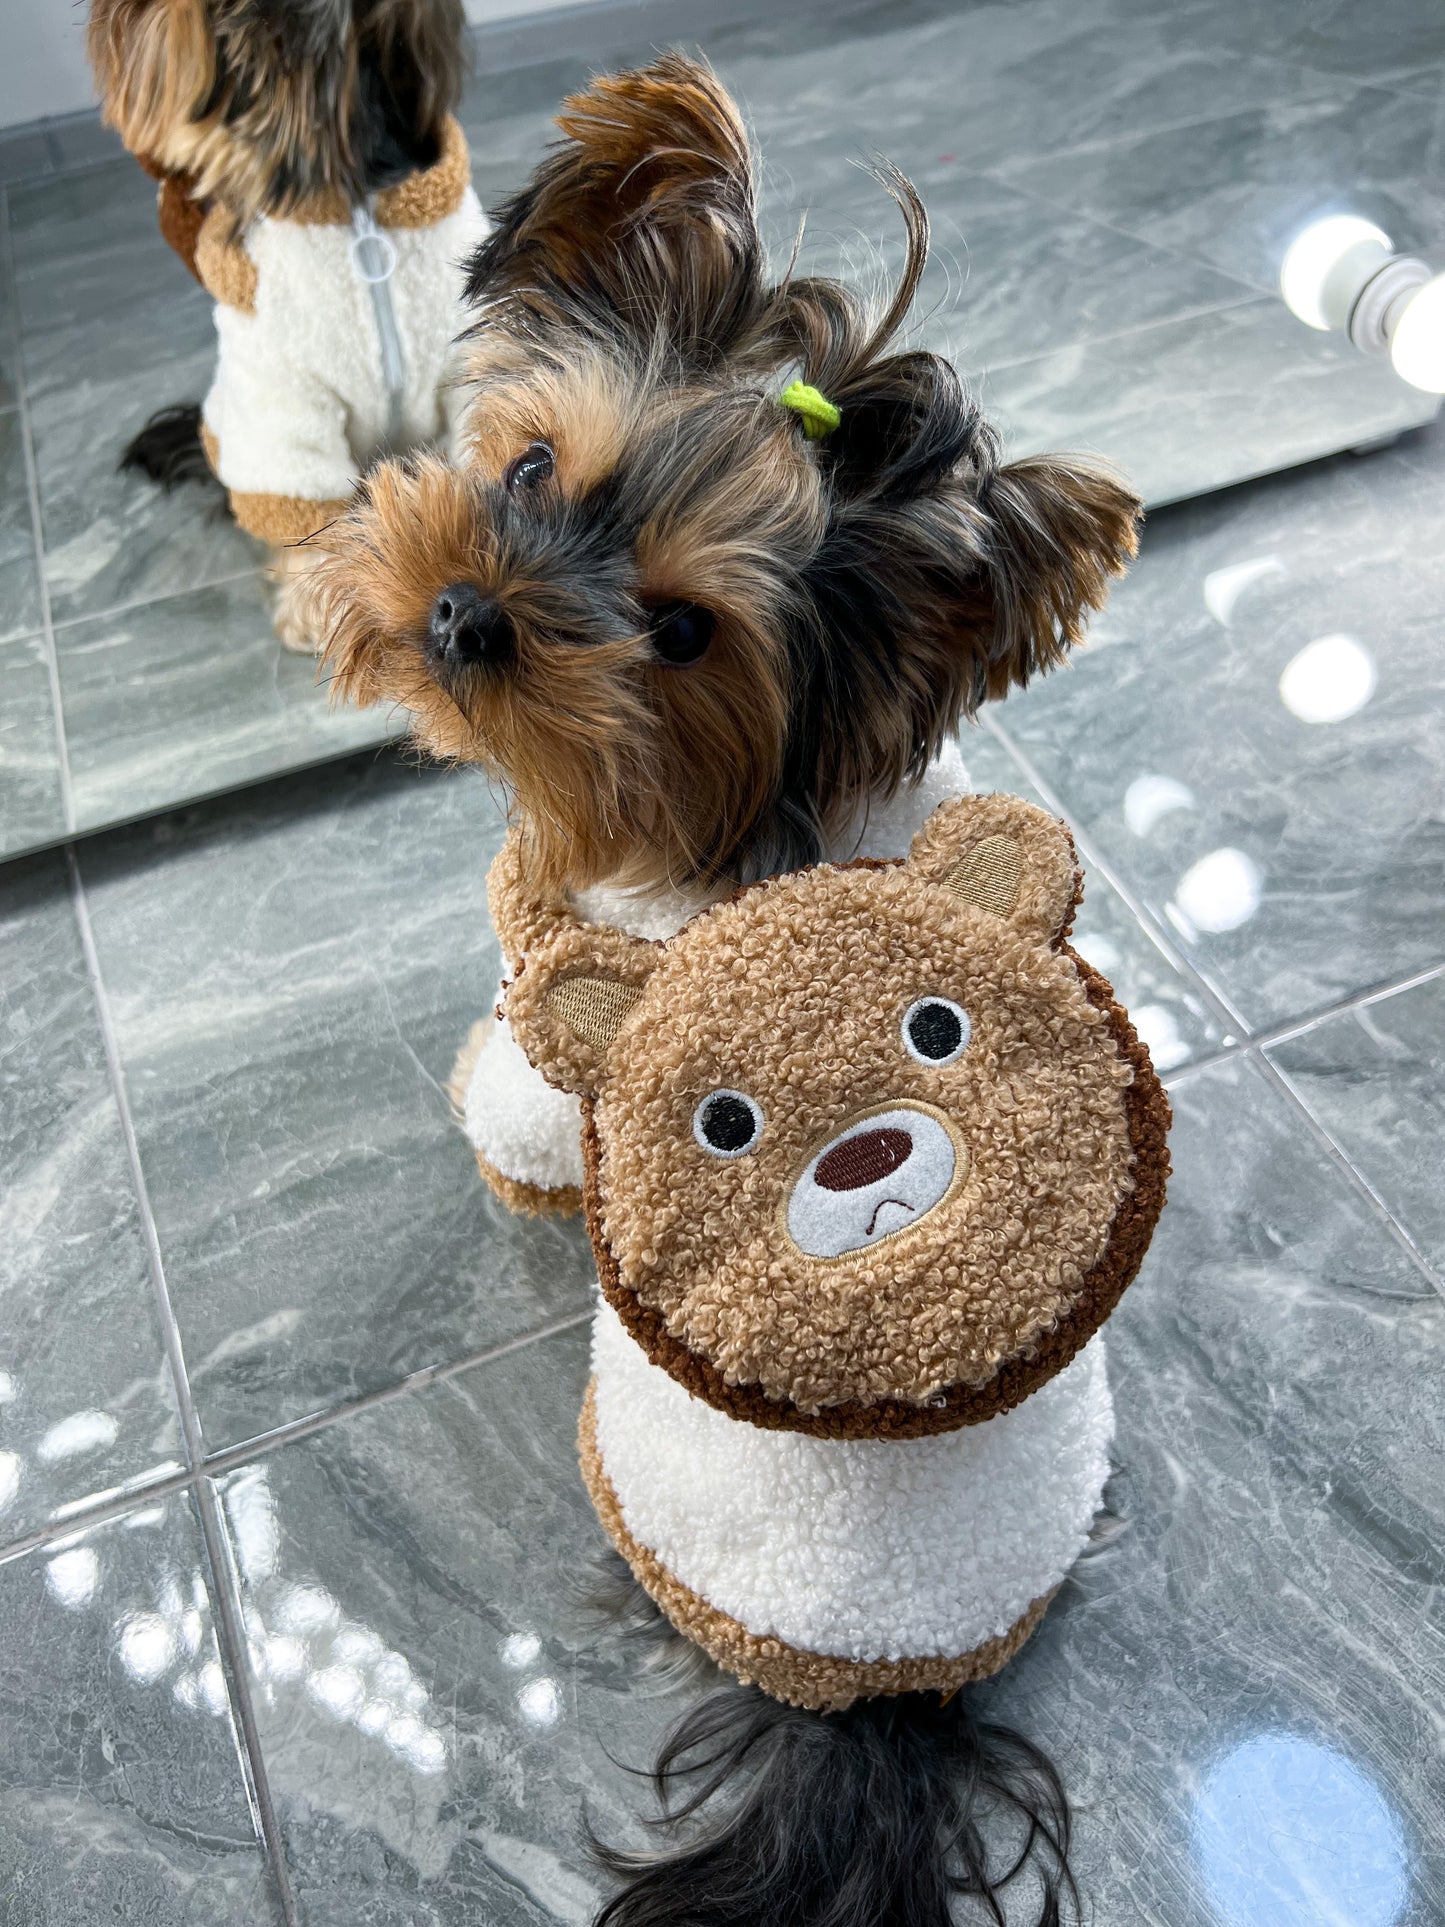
[1389,271,1445,393]
[1279,214,1392,331]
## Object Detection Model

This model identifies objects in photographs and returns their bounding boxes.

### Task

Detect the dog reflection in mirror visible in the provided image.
[310,55,1142,1212]
[87,0,483,649]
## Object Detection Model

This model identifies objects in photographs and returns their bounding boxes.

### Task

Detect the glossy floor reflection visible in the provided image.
[0,0,1441,859]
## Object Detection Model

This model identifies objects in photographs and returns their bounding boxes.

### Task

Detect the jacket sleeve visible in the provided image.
[203,291,356,544]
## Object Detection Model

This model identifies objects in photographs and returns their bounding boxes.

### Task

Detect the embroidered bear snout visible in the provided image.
[815,1127,913,1192]
[787,1106,964,1261]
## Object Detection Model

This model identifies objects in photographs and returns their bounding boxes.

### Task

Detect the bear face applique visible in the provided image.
[506,793,1170,1438]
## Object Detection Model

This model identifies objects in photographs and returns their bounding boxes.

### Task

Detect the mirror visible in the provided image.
[1,0,1437,861]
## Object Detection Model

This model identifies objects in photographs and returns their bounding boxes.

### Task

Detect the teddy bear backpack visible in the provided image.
[505,791,1171,1926]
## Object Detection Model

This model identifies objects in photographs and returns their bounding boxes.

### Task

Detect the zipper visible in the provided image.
[350,201,405,449]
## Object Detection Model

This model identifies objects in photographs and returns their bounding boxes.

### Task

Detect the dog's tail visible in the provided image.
[592,1684,1081,1927]
[120,402,223,495]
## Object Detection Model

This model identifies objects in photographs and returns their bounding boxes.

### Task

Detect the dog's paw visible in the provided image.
[273,604,324,654]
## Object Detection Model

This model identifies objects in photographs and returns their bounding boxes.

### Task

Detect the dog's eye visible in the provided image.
[902,996,971,1066]
[693,1089,763,1158]
[504,441,554,493]
[649,601,715,666]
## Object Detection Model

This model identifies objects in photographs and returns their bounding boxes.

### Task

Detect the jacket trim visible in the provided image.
[284,117,471,229]
[195,206,258,313]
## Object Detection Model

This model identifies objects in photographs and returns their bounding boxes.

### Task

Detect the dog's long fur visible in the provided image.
[580,1555,1081,1927]
[89,0,464,231]
[314,56,1140,895]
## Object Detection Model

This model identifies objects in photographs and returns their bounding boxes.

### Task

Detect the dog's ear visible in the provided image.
[781,335,1138,827]
[802,347,1140,701]
[966,453,1141,697]
[906,793,1081,945]
[505,923,661,1096]
[464,54,764,366]
[772,171,1139,784]
[87,0,214,159]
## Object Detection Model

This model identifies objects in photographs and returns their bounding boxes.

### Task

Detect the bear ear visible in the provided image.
[905,792,1081,944]
[504,922,660,1096]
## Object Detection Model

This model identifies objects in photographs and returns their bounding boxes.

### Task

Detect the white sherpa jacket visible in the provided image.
[191,118,485,542]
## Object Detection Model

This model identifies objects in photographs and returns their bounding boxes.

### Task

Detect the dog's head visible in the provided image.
[315,55,1140,896]
[505,792,1170,1436]
[88,0,464,224]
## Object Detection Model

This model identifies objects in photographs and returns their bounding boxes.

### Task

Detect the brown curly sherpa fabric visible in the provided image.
[506,793,1170,1438]
[195,205,258,312]
[578,1382,1053,1711]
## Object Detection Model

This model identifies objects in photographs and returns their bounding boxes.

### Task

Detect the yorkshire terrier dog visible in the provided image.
[312,55,1141,1208]
[87,0,484,649]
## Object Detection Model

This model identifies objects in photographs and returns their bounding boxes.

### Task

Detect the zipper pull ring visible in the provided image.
[349,204,397,284]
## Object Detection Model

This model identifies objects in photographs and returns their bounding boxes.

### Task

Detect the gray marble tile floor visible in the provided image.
[72,752,597,1456]
[1268,971,1445,1279]
[0,632,63,850]
[1,0,1444,860]
[1,1,1443,1918]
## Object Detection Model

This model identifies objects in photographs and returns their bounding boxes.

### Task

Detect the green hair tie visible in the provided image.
[778,379,841,441]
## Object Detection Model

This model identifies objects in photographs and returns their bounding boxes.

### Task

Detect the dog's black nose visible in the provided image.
[427,582,514,670]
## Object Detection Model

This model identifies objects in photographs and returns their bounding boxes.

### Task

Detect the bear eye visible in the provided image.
[693,1089,764,1158]
[902,996,971,1066]
[649,601,715,666]
[504,441,554,493]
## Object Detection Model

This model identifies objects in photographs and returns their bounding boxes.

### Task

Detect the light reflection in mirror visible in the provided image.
[45,1546,100,1608]
[1278,634,1376,725]
[219,1469,450,1778]
[1128,1004,1189,1073]
[1203,556,1285,626]
[518,1676,562,1728]
[37,1410,119,1463]
[1168,848,1263,938]
[0,1451,21,1515]
[1125,774,1195,838]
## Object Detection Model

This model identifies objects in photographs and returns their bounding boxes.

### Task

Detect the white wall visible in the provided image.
[0,0,98,130]
[465,0,587,17]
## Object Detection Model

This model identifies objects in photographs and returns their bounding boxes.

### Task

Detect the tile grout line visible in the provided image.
[1257,1049,1445,1300]
[0,1308,594,1566]
[1161,957,1445,1086]
[0,721,411,880]
[63,844,299,1927]
[1,185,76,835]
[1248,960,1445,1052]
[47,564,264,635]
[0,1466,198,1568]
[200,1309,595,1478]
[974,66,1366,244]
[980,160,1279,300]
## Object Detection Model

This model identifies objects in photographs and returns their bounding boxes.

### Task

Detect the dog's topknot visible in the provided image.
[464,54,767,370]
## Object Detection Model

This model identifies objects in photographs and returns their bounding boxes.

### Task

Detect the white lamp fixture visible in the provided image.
[1279,214,1445,394]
